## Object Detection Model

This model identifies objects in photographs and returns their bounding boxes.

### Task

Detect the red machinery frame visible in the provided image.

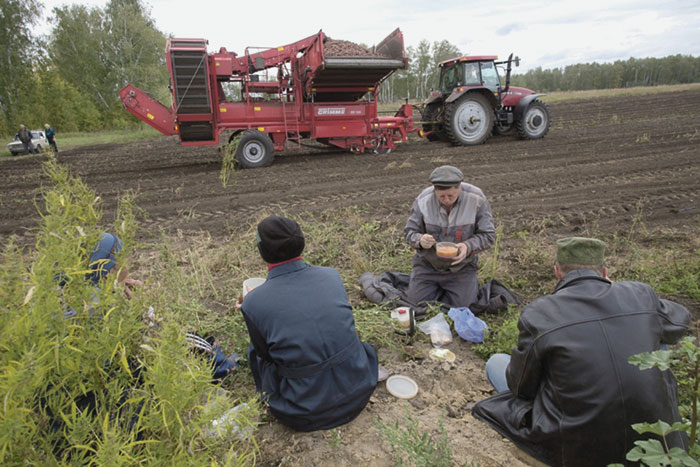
[120,29,414,156]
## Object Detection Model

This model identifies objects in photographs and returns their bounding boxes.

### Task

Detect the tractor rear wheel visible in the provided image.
[516,99,551,140]
[422,103,447,142]
[235,130,275,168]
[445,93,494,145]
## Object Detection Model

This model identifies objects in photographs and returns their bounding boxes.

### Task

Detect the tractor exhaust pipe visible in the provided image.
[503,53,521,94]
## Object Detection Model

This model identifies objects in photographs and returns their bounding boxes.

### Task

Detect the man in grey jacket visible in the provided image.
[16,124,36,154]
[473,237,691,466]
[403,165,495,308]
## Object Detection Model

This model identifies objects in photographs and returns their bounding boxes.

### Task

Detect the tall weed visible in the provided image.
[0,159,258,465]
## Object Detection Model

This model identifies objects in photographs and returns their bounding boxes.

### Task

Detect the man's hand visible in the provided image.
[235,286,254,310]
[419,234,436,249]
[451,243,469,265]
[123,278,143,300]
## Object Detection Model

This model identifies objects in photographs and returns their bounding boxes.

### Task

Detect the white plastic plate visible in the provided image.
[386,374,418,399]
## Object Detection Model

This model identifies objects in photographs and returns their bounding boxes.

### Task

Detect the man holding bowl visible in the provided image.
[403,165,496,308]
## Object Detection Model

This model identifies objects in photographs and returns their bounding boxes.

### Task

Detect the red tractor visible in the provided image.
[421,54,551,145]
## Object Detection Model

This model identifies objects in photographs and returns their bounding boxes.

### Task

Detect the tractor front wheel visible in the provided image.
[516,99,551,140]
[445,93,494,146]
[235,130,275,168]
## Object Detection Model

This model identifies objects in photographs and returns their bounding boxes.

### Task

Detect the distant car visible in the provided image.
[7,130,49,155]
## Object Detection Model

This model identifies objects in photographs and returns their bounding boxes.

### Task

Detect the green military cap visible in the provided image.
[556,237,606,265]
[429,165,463,187]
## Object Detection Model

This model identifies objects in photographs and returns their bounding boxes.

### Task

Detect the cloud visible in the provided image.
[496,24,525,36]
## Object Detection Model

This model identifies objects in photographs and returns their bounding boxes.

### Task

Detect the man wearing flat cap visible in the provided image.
[403,165,495,308]
[240,215,378,432]
[473,237,691,466]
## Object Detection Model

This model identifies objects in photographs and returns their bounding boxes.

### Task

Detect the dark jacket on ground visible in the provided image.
[241,260,378,432]
[473,269,691,466]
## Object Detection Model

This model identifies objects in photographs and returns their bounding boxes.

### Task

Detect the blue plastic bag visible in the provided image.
[448,307,488,343]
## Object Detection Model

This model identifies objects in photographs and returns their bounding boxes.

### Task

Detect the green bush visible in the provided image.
[0,159,258,465]
[624,337,700,465]
[472,307,521,360]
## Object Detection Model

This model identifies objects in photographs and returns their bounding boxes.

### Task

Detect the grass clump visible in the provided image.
[375,410,452,467]
[472,307,521,360]
[221,134,241,187]
[0,159,259,465]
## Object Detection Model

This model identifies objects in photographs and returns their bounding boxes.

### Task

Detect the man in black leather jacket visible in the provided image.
[472,237,691,466]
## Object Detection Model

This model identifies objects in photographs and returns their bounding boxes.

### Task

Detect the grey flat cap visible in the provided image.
[429,165,464,187]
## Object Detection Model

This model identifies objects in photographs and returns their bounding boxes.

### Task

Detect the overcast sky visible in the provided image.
[34,0,700,72]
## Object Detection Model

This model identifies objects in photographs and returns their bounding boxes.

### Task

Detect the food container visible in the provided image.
[435,242,458,258]
[430,330,453,347]
[391,307,411,329]
[242,277,266,297]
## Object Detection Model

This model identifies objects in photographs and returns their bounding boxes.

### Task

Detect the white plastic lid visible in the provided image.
[386,375,419,399]
[242,277,266,297]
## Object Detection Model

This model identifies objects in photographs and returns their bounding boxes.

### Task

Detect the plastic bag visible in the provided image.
[448,307,488,343]
[416,312,453,347]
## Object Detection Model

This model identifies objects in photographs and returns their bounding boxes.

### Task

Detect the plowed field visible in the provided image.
[1,87,699,466]
[2,88,698,243]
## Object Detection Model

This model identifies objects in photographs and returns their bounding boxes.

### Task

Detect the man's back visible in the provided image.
[242,260,378,431]
[475,269,690,466]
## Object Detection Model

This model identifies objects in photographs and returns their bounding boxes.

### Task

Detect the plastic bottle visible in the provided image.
[391,306,411,329]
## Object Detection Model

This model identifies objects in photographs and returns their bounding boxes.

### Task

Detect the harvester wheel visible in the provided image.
[422,103,447,142]
[516,99,551,140]
[236,130,274,168]
[445,93,494,145]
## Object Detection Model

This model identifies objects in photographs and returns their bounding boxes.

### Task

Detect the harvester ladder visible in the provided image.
[282,99,302,150]
[279,58,301,150]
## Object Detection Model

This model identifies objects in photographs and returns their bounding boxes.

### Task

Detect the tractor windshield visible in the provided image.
[439,64,463,93]
[480,62,500,91]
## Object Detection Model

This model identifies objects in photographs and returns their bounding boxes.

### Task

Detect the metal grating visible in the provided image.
[171,50,211,114]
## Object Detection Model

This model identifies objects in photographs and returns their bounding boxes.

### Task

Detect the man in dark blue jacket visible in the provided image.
[44,123,58,153]
[241,215,378,432]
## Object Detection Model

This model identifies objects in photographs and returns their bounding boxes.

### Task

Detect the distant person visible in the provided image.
[240,215,378,431]
[472,237,691,466]
[44,123,58,153]
[16,124,36,155]
[403,165,495,308]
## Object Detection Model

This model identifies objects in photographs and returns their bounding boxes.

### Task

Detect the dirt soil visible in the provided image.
[1,88,699,466]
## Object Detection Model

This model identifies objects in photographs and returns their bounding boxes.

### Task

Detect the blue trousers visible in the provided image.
[485,353,511,393]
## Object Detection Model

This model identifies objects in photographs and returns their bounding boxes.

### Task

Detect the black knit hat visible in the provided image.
[256,216,305,264]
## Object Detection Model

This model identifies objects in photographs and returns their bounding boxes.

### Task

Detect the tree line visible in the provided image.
[1,0,169,136]
[2,0,699,137]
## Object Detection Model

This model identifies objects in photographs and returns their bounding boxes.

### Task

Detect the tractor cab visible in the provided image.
[437,56,502,95]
